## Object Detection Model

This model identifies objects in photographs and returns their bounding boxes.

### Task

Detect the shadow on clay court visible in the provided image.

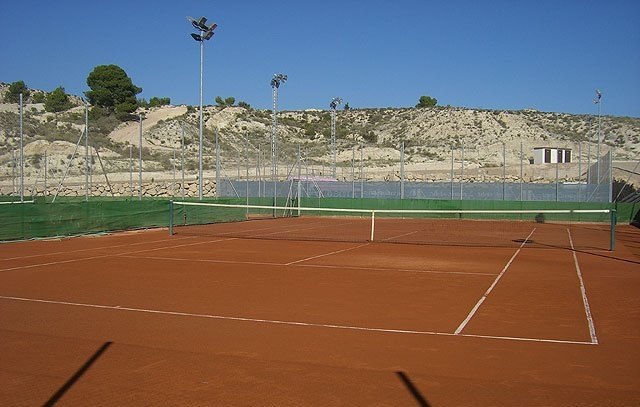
[42,341,112,407]
[396,371,432,407]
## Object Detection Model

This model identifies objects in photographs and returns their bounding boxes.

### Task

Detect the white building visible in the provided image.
[533,147,572,164]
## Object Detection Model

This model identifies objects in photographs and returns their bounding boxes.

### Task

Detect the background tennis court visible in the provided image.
[1,215,639,405]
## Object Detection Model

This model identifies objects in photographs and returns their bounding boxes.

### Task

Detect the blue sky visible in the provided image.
[1,0,638,117]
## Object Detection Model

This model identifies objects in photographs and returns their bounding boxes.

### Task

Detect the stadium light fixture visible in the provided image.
[270,73,287,206]
[188,15,218,199]
[329,97,343,178]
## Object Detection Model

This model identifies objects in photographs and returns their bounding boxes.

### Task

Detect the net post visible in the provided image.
[370,210,375,242]
[169,200,174,236]
[610,209,616,251]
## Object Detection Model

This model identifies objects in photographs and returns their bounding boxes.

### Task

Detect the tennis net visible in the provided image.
[169,201,616,251]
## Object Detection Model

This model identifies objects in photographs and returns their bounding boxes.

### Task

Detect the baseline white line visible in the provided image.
[567,229,599,344]
[118,254,494,276]
[1,236,196,261]
[454,228,536,335]
[0,295,595,345]
[0,237,237,273]
[286,243,370,265]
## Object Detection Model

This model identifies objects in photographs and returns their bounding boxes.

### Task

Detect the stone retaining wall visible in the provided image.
[0,179,217,198]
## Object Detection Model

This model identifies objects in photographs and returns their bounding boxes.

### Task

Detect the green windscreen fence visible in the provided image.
[0,198,169,241]
[1,196,638,242]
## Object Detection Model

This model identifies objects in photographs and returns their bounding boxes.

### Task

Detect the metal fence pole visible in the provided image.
[297,144,302,212]
[587,137,592,184]
[450,145,454,200]
[12,149,16,194]
[215,129,221,198]
[257,145,261,198]
[577,142,582,202]
[129,145,133,197]
[502,142,506,200]
[556,161,560,202]
[351,146,355,199]
[237,144,241,180]
[400,140,405,200]
[258,147,262,198]
[44,151,48,192]
[460,144,465,200]
[138,115,143,200]
[181,126,185,200]
[19,93,24,202]
[246,135,250,207]
[85,101,89,202]
[608,149,613,203]
[520,142,523,201]
[360,146,364,199]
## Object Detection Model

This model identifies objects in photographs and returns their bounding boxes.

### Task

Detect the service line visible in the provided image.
[0,295,595,346]
[117,254,494,276]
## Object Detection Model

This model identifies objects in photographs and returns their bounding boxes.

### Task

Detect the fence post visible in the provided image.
[556,161,560,202]
[169,201,174,236]
[450,145,454,200]
[520,142,523,201]
[360,146,364,199]
[502,142,506,200]
[12,149,16,195]
[181,125,185,200]
[608,209,617,251]
[460,144,465,200]
[400,140,405,200]
[577,142,582,202]
[246,135,250,208]
[351,146,355,199]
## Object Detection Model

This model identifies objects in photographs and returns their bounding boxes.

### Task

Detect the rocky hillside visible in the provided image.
[0,84,639,185]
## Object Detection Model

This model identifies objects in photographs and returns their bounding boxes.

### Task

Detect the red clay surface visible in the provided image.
[0,221,639,406]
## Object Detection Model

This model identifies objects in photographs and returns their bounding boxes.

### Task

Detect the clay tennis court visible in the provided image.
[1,216,639,405]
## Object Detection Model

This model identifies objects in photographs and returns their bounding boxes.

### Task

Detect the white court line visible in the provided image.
[567,229,599,344]
[0,237,237,273]
[118,254,494,276]
[255,219,361,239]
[380,230,421,242]
[118,255,282,267]
[286,243,371,265]
[1,236,196,261]
[296,263,495,276]
[0,295,596,346]
[454,228,536,335]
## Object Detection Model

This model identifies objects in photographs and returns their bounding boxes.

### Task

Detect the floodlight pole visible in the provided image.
[271,84,278,206]
[270,74,287,208]
[188,16,217,200]
[329,97,342,178]
[198,38,204,199]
